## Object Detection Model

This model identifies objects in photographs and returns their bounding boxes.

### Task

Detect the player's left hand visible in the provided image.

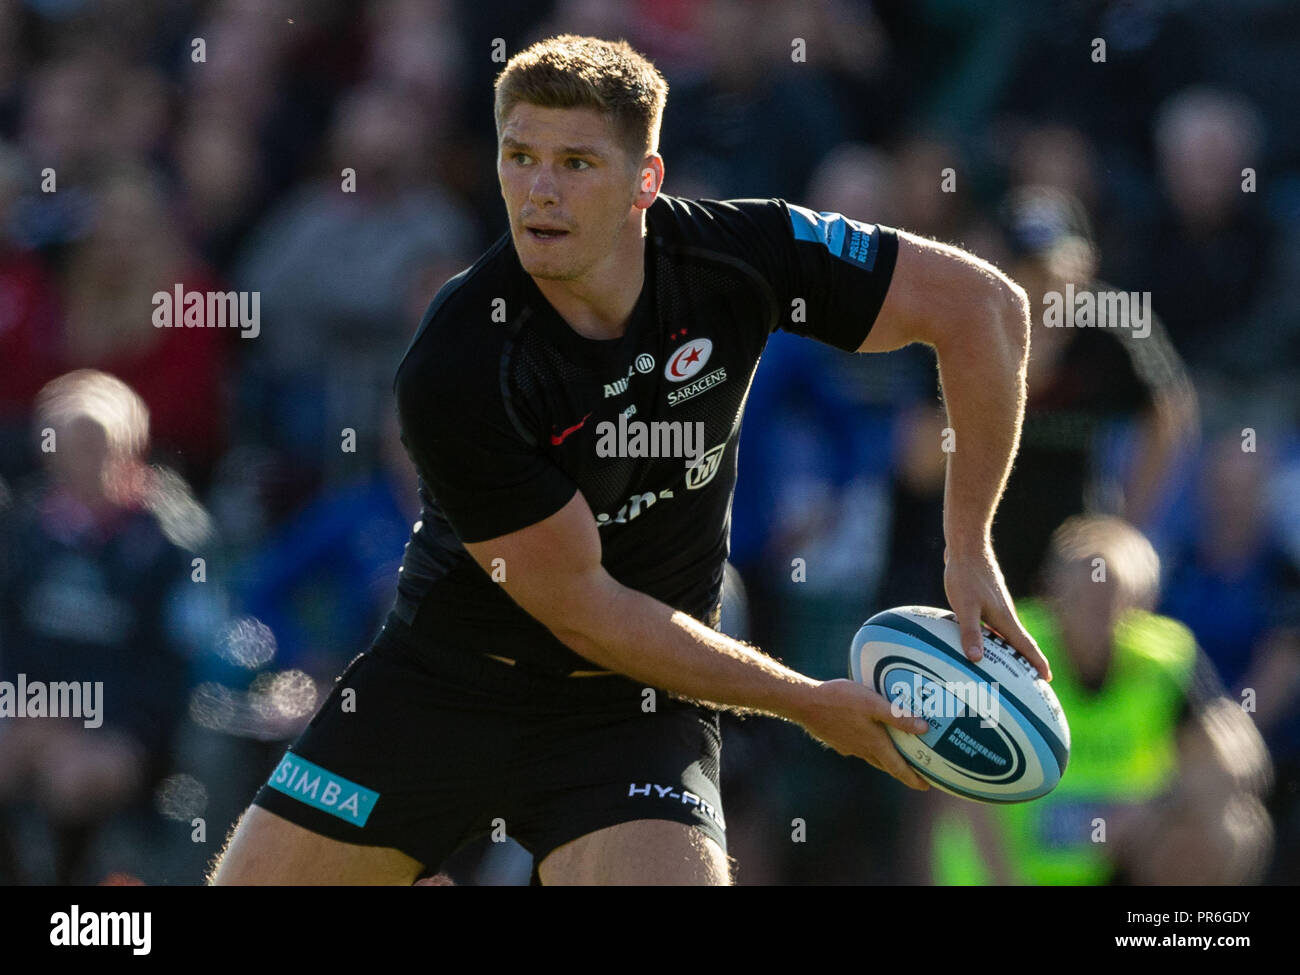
[943,543,1052,681]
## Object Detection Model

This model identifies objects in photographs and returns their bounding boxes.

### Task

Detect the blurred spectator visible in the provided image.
[889,133,1000,249]
[1007,123,1101,215]
[994,0,1204,156]
[11,51,115,255]
[879,185,1197,607]
[1142,87,1299,402]
[1000,120,1147,284]
[234,84,475,484]
[184,0,361,210]
[1161,434,1300,691]
[0,370,201,883]
[1160,433,1300,882]
[992,185,1196,596]
[0,138,62,480]
[364,0,466,124]
[1240,619,1300,884]
[926,515,1273,885]
[657,0,849,198]
[238,409,418,682]
[172,114,267,275]
[60,166,229,490]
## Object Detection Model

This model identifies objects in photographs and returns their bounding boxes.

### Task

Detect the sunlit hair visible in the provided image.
[34,369,150,459]
[493,34,668,161]
[1046,515,1161,610]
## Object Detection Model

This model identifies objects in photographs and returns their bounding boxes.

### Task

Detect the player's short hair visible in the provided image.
[35,369,150,459]
[493,34,668,162]
[1045,515,1161,610]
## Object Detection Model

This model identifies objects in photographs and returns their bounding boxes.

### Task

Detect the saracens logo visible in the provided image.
[665,338,713,383]
[667,367,727,407]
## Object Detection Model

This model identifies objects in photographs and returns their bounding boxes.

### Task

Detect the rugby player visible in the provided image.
[210,34,1051,886]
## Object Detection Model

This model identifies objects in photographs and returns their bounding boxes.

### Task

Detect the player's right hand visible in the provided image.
[794,679,931,791]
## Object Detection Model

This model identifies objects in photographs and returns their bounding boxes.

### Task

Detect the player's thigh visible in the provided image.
[538,819,730,885]
[210,806,422,886]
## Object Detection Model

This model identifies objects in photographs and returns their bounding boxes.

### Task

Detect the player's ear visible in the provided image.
[634,154,664,208]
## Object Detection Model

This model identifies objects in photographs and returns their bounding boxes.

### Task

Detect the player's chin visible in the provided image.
[519,255,580,281]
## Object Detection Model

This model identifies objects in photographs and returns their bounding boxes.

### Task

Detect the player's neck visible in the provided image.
[532,221,646,342]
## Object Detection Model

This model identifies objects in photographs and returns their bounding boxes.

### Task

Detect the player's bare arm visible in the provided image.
[463,493,933,792]
[858,231,1051,680]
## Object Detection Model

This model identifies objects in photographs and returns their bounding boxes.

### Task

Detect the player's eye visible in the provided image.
[566,157,591,170]
[509,152,532,165]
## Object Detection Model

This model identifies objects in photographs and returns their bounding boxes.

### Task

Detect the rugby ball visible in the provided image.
[849,605,1069,803]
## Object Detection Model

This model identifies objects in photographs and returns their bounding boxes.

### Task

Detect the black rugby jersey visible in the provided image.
[392,195,898,674]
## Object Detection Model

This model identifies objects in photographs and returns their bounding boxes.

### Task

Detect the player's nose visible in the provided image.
[528,173,560,207]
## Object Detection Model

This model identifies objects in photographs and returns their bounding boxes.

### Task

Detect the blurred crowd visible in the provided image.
[0,0,1297,884]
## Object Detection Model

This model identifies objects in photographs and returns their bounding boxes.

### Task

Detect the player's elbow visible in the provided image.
[551,625,612,668]
[1001,276,1031,332]
[870,233,1029,358]
[530,572,625,669]
[996,278,1031,372]
[933,273,1030,379]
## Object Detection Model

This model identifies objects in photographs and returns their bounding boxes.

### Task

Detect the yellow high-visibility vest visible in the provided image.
[930,598,1197,885]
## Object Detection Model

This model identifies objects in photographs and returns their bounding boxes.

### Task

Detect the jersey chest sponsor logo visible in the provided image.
[593,440,727,527]
[665,338,713,382]
[595,487,674,527]
[667,366,727,406]
[603,354,657,398]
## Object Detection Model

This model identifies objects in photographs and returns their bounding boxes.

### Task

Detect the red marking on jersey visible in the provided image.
[550,412,593,445]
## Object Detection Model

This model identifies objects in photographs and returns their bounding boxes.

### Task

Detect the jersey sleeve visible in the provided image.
[721,198,900,352]
[394,329,577,545]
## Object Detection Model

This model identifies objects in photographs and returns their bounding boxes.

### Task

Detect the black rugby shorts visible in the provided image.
[251,615,726,875]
